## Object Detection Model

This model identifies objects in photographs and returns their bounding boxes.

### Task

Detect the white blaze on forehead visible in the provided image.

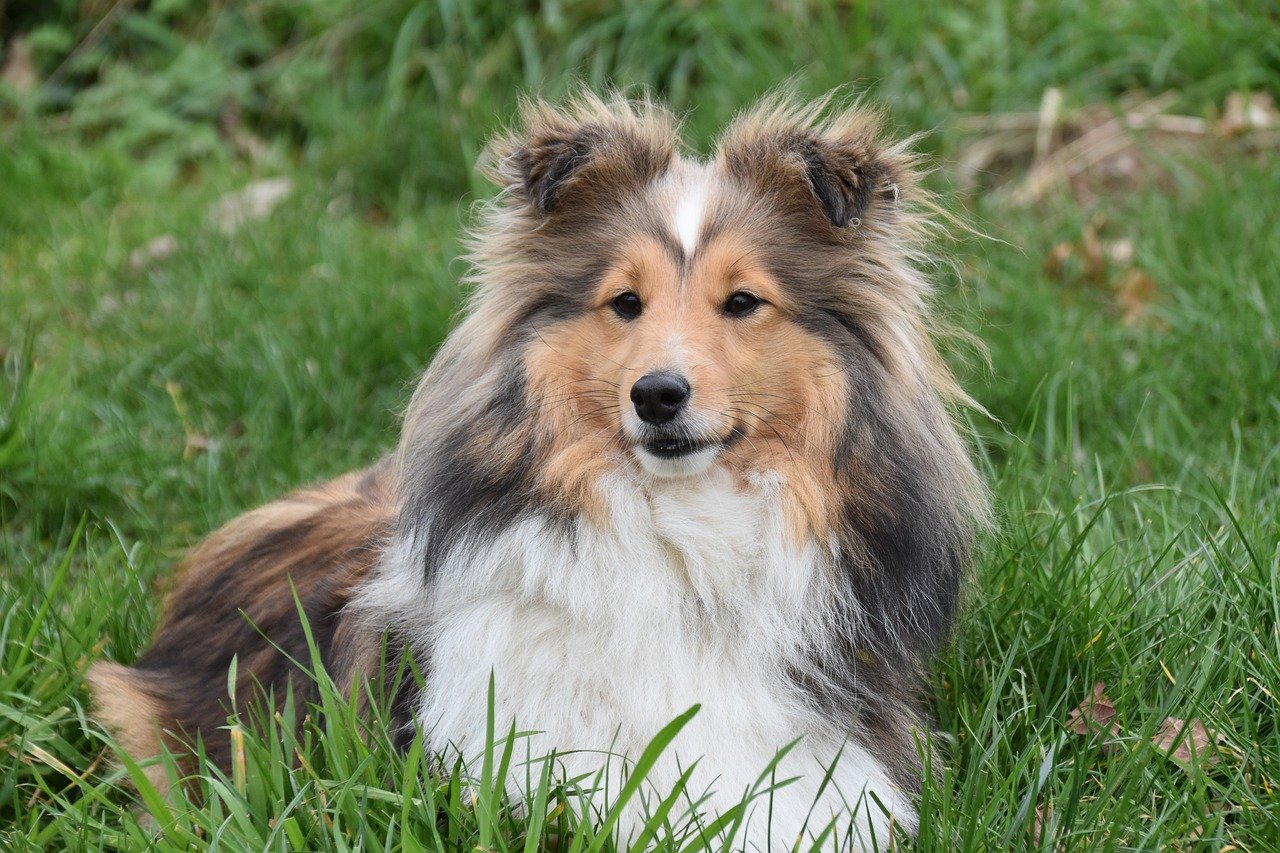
[670,166,713,255]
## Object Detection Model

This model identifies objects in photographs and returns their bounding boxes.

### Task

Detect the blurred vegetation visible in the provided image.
[1,2,1278,850]
[5,0,1278,208]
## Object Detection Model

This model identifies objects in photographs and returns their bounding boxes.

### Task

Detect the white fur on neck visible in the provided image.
[357,468,913,849]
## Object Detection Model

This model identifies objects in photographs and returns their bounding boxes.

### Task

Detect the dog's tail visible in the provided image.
[87,461,400,789]
[86,660,179,794]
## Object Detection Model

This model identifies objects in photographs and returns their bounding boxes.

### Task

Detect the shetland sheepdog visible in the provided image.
[90,92,987,850]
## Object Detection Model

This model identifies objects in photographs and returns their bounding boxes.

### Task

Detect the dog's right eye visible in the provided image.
[612,291,643,320]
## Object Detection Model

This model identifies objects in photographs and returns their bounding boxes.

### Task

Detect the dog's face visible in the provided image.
[412,93,980,547]
[473,96,919,510]
[525,159,847,480]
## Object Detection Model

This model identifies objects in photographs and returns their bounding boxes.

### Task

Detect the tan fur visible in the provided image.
[524,229,849,543]
[85,662,174,795]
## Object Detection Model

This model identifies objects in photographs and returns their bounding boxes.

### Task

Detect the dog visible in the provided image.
[89,91,987,850]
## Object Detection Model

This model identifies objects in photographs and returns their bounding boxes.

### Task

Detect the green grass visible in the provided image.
[2,0,1278,849]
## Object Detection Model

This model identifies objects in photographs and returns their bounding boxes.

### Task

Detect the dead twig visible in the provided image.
[1002,92,1177,205]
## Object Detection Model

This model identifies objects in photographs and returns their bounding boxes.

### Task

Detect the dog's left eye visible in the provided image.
[723,291,762,317]
[612,291,643,320]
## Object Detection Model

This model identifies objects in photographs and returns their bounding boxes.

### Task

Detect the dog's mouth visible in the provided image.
[640,425,746,459]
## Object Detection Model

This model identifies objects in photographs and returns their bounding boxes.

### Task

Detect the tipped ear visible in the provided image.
[504,125,602,214]
[717,97,909,229]
[795,135,895,227]
[486,94,678,215]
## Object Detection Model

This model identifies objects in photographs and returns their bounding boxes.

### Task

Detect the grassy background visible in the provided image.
[2,0,1278,849]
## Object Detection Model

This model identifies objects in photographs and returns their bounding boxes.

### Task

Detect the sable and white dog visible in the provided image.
[90,92,987,850]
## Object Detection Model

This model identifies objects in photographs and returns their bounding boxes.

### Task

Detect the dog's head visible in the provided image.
[402,93,983,600]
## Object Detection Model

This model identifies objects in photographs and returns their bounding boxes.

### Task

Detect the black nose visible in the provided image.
[630,372,690,425]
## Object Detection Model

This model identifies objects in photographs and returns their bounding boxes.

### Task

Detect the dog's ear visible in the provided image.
[486,94,677,215]
[792,134,893,228]
[717,95,910,229]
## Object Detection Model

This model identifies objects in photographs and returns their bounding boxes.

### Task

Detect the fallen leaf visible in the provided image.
[1042,242,1075,279]
[1115,269,1158,326]
[1042,221,1117,284]
[1067,682,1120,737]
[1220,91,1278,137]
[1152,717,1218,767]
[1187,801,1231,842]
[128,234,179,273]
[1031,803,1053,846]
[1,36,38,92]
[210,177,293,234]
[1006,93,1176,205]
[1095,149,1141,183]
[1079,222,1107,282]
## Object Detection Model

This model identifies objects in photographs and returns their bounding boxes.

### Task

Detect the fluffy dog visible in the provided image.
[90,92,987,850]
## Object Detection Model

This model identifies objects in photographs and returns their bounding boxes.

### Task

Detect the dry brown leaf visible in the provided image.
[1,36,38,92]
[211,178,293,234]
[1187,801,1231,842]
[1220,91,1278,137]
[1067,682,1120,737]
[1006,93,1176,205]
[1042,242,1075,279]
[1152,717,1218,767]
[1043,222,1111,284]
[1031,803,1053,846]
[1079,222,1107,282]
[1116,269,1158,326]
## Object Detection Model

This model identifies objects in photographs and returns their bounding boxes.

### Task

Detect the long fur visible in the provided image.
[90,91,987,851]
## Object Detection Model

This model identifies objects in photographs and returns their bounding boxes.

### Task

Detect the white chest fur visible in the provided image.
[360,470,913,849]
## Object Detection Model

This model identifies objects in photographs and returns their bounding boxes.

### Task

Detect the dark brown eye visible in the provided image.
[612,291,642,320]
[723,291,761,317]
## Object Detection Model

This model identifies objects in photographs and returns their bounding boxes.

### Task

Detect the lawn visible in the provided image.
[2,1,1278,849]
